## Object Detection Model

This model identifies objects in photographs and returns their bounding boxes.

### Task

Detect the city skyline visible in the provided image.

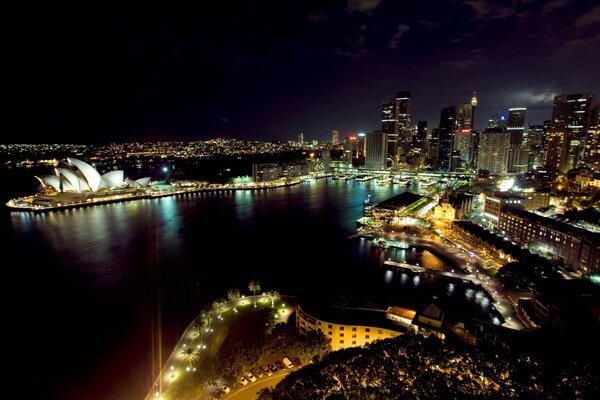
[4,1,600,144]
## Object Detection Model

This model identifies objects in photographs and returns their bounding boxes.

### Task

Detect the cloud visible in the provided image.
[512,89,558,105]
[541,0,571,15]
[388,24,410,49]
[419,19,442,29]
[443,59,486,70]
[220,118,230,123]
[346,0,380,14]
[333,47,367,60]
[307,13,329,23]
[463,0,516,21]
[575,5,600,27]
[450,31,474,43]
[545,33,600,62]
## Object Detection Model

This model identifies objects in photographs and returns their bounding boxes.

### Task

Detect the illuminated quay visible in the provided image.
[5,157,321,212]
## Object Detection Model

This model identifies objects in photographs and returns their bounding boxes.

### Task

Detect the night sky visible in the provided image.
[4,0,600,144]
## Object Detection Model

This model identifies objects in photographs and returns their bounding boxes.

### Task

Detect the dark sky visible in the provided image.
[3,0,600,144]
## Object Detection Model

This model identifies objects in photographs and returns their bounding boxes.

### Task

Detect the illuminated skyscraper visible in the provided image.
[507,108,527,173]
[478,128,510,174]
[332,130,339,146]
[381,91,411,163]
[507,108,527,145]
[437,106,457,171]
[365,130,387,170]
[584,103,600,161]
[298,132,304,146]
[545,93,595,172]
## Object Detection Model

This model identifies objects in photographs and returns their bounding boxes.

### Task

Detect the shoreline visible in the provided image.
[6,175,331,213]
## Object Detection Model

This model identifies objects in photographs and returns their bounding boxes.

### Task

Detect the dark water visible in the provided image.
[7,176,448,400]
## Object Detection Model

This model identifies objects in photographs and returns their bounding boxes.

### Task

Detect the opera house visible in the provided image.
[6,158,153,211]
[36,157,150,193]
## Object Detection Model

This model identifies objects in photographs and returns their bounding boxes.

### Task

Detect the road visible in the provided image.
[224,373,288,400]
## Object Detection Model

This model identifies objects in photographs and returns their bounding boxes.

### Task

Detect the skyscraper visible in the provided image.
[414,121,427,151]
[546,93,595,172]
[365,130,387,170]
[437,106,457,171]
[381,91,411,164]
[478,128,510,174]
[332,130,339,146]
[507,108,527,145]
[298,132,304,146]
[584,103,600,161]
[507,107,527,173]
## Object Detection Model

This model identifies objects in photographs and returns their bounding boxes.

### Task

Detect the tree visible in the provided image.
[213,298,227,319]
[180,346,199,366]
[267,290,280,308]
[227,288,241,311]
[248,281,261,307]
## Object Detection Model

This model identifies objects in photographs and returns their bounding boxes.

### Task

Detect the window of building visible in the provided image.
[365,328,370,332]
[339,333,344,337]
[339,326,344,330]
[352,327,357,331]
[378,329,383,334]
[352,334,357,338]
[365,335,370,339]
[328,324,332,329]
[352,341,356,345]
[339,340,344,344]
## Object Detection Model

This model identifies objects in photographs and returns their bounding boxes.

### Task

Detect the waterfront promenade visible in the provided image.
[146,294,296,400]
[6,174,331,213]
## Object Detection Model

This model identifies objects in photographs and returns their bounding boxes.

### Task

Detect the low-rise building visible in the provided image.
[498,208,600,274]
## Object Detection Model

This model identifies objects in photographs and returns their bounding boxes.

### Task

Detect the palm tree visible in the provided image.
[212,298,227,319]
[180,346,200,366]
[248,281,261,307]
[267,290,280,308]
[227,288,241,310]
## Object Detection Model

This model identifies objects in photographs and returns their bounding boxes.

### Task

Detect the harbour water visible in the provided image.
[4,176,455,399]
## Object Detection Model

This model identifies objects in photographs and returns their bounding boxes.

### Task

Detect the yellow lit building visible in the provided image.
[296,302,413,351]
[433,201,456,221]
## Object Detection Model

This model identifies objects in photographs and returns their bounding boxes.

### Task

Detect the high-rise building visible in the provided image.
[365,130,387,170]
[545,93,595,172]
[381,91,411,163]
[332,130,339,146]
[527,125,546,171]
[414,121,427,151]
[488,114,508,129]
[478,128,510,174]
[298,132,304,146]
[584,103,600,161]
[506,107,527,173]
[437,106,457,171]
[507,108,527,145]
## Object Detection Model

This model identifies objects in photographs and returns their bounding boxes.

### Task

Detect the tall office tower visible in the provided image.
[438,106,457,171]
[453,102,475,170]
[365,130,387,170]
[381,91,411,163]
[584,103,600,161]
[414,121,427,151]
[332,130,340,146]
[381,100,398,161]
[507,108,527,145]
[527,125,545,147]
[546,93,595,172]
[478,128,510,174]
[343,137,355,164]
[298,132,304,146]
[527,125,546,171]
[507,107,527,172]
[356,132,367,166]
[488,114,508,129]
[428,128,440,164]
[396,91,412,148]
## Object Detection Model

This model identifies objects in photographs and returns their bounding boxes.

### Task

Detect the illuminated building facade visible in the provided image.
[498,209,600,274]
[546,93,595,172]
[296,303,407,351]
[477,128,510,174]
